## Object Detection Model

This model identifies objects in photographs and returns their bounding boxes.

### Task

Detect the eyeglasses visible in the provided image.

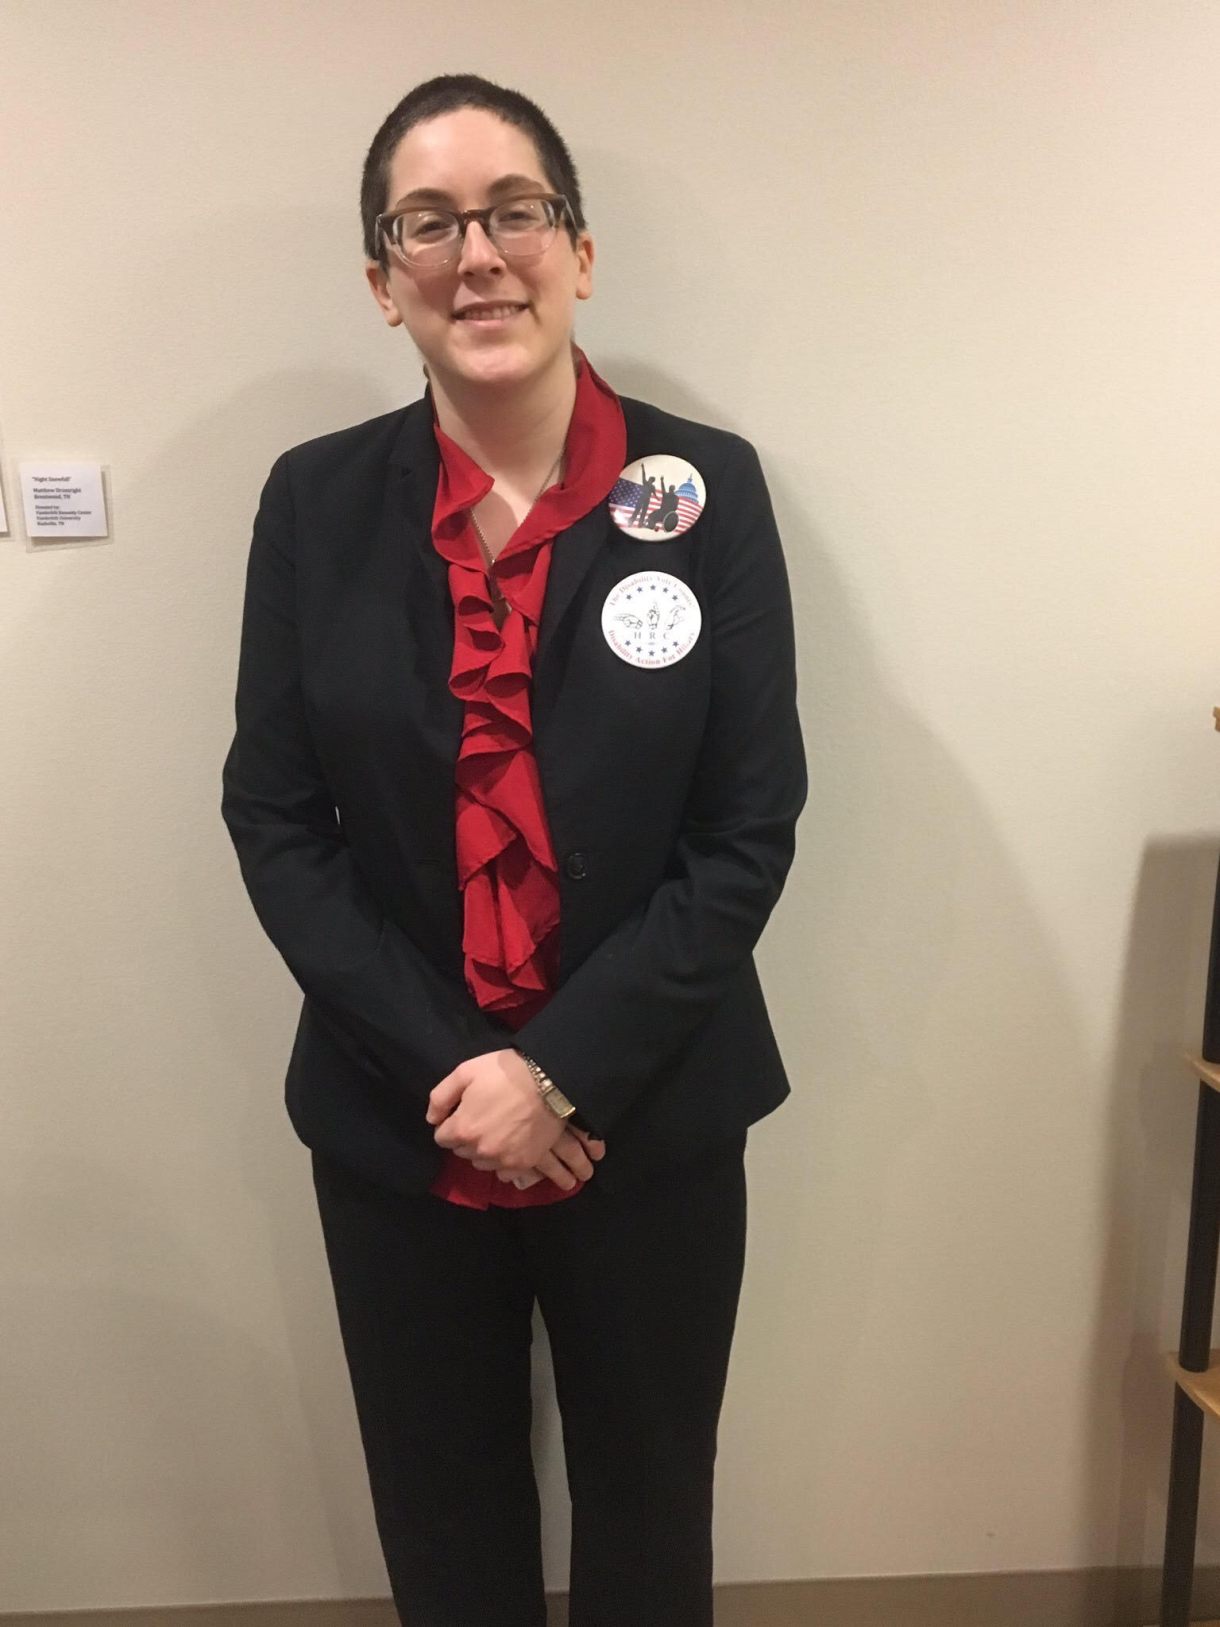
[376,193,573,270]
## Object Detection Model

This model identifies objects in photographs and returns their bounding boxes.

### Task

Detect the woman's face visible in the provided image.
[366,107,594,394]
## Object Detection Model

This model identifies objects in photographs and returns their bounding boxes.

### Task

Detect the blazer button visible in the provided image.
[564,850,588,880]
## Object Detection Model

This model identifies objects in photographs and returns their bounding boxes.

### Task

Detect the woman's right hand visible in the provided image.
[484,1124,606,1191]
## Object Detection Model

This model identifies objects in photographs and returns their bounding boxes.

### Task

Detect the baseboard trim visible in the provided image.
[5,1565,1218,1626]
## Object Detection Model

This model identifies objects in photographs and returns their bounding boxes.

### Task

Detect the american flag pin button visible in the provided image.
[607,454,706,541]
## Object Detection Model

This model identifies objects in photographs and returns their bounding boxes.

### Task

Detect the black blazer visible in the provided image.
[221,383,807,1198]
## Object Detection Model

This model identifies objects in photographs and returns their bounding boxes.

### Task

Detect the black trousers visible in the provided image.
[310,1131,749,1627]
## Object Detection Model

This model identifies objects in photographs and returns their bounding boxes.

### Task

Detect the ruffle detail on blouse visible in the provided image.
[425,348,628,1210]
[432,500,560,1025]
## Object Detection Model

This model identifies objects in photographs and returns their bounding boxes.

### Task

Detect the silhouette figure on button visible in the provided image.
[628,466,657,527]
[648,481,680,531]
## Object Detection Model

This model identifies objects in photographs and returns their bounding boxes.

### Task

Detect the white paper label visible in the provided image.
[20,461,108,539]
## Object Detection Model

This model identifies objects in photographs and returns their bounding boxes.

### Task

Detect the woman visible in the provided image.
[221,72,806,1627]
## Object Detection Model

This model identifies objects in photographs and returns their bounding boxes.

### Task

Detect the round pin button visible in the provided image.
[602,571,702,668]
[608,454,706,540]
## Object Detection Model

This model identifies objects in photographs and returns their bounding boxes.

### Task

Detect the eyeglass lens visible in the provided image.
[393,198,561,265]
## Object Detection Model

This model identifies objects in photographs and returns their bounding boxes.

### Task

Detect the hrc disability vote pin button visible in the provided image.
[602,571,702,668]
[608,454,706,540]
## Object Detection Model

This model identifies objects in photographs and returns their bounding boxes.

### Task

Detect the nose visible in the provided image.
[456,216,505,276]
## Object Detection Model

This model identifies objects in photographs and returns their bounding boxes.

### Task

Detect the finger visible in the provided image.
[426,1069,467,1124]
[535,1149,578,1191]
[552,1133,594,1182]
[494,1166,543,1188]
[433,1103,483,1153]
[569,1127,606,1159]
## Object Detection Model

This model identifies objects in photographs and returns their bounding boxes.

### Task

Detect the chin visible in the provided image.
[449,343,540,389]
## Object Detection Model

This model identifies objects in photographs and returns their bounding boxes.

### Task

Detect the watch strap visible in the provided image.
[516,1048,580,1124]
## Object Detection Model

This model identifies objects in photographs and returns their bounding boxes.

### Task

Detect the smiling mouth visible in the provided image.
[453,303,529,322]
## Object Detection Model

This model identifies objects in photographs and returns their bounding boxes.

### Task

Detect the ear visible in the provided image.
[574,229,595,303]
[364,259,403,327]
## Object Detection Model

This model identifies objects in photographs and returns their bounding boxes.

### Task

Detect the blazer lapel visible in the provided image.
[385,393,465,742]
[535,395,647,720]
[533,502,616,708]
[385,384,631,736]
[388,386,444,571]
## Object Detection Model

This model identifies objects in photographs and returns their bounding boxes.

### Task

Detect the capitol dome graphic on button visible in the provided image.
[607,454,706,540]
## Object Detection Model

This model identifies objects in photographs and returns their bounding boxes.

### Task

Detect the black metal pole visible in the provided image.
[1161,1386,1205,1627]
[1158,855,1220,1624]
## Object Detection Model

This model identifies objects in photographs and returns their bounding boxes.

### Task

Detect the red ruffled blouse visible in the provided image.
[425,346,627,1210]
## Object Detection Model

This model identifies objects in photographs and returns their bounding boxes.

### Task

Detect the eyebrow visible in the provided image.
[390,173,547,210]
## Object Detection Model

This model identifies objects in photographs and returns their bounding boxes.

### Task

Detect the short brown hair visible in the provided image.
[360,73,587,269]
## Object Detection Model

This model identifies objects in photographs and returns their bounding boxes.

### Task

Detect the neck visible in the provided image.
[428,342,579,480]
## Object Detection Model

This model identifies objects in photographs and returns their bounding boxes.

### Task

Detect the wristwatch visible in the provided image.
[514,1049,596,1137]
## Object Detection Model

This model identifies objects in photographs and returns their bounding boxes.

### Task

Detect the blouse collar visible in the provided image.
[430,344,626,535]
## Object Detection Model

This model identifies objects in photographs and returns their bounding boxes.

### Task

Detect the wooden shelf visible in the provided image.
[1185,1053,1220,1095]
[1164,1350,1220,1423]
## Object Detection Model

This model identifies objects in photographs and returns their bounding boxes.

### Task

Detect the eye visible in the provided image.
[494,199,550,229]
[404,212,452,240]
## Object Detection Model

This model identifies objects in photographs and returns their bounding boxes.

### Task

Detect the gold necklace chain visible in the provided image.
[467,449,565,611]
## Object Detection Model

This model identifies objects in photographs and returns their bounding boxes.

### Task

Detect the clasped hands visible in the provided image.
[425,1047,606,1191]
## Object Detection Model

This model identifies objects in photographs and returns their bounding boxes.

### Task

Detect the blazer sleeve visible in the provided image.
[512,433,807,1139]
[220,450,512,1108]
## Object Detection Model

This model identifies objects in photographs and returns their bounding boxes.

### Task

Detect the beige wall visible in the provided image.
[3,0,1220,1612]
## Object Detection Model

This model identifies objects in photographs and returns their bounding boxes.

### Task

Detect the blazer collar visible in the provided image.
[386,383,637,702]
